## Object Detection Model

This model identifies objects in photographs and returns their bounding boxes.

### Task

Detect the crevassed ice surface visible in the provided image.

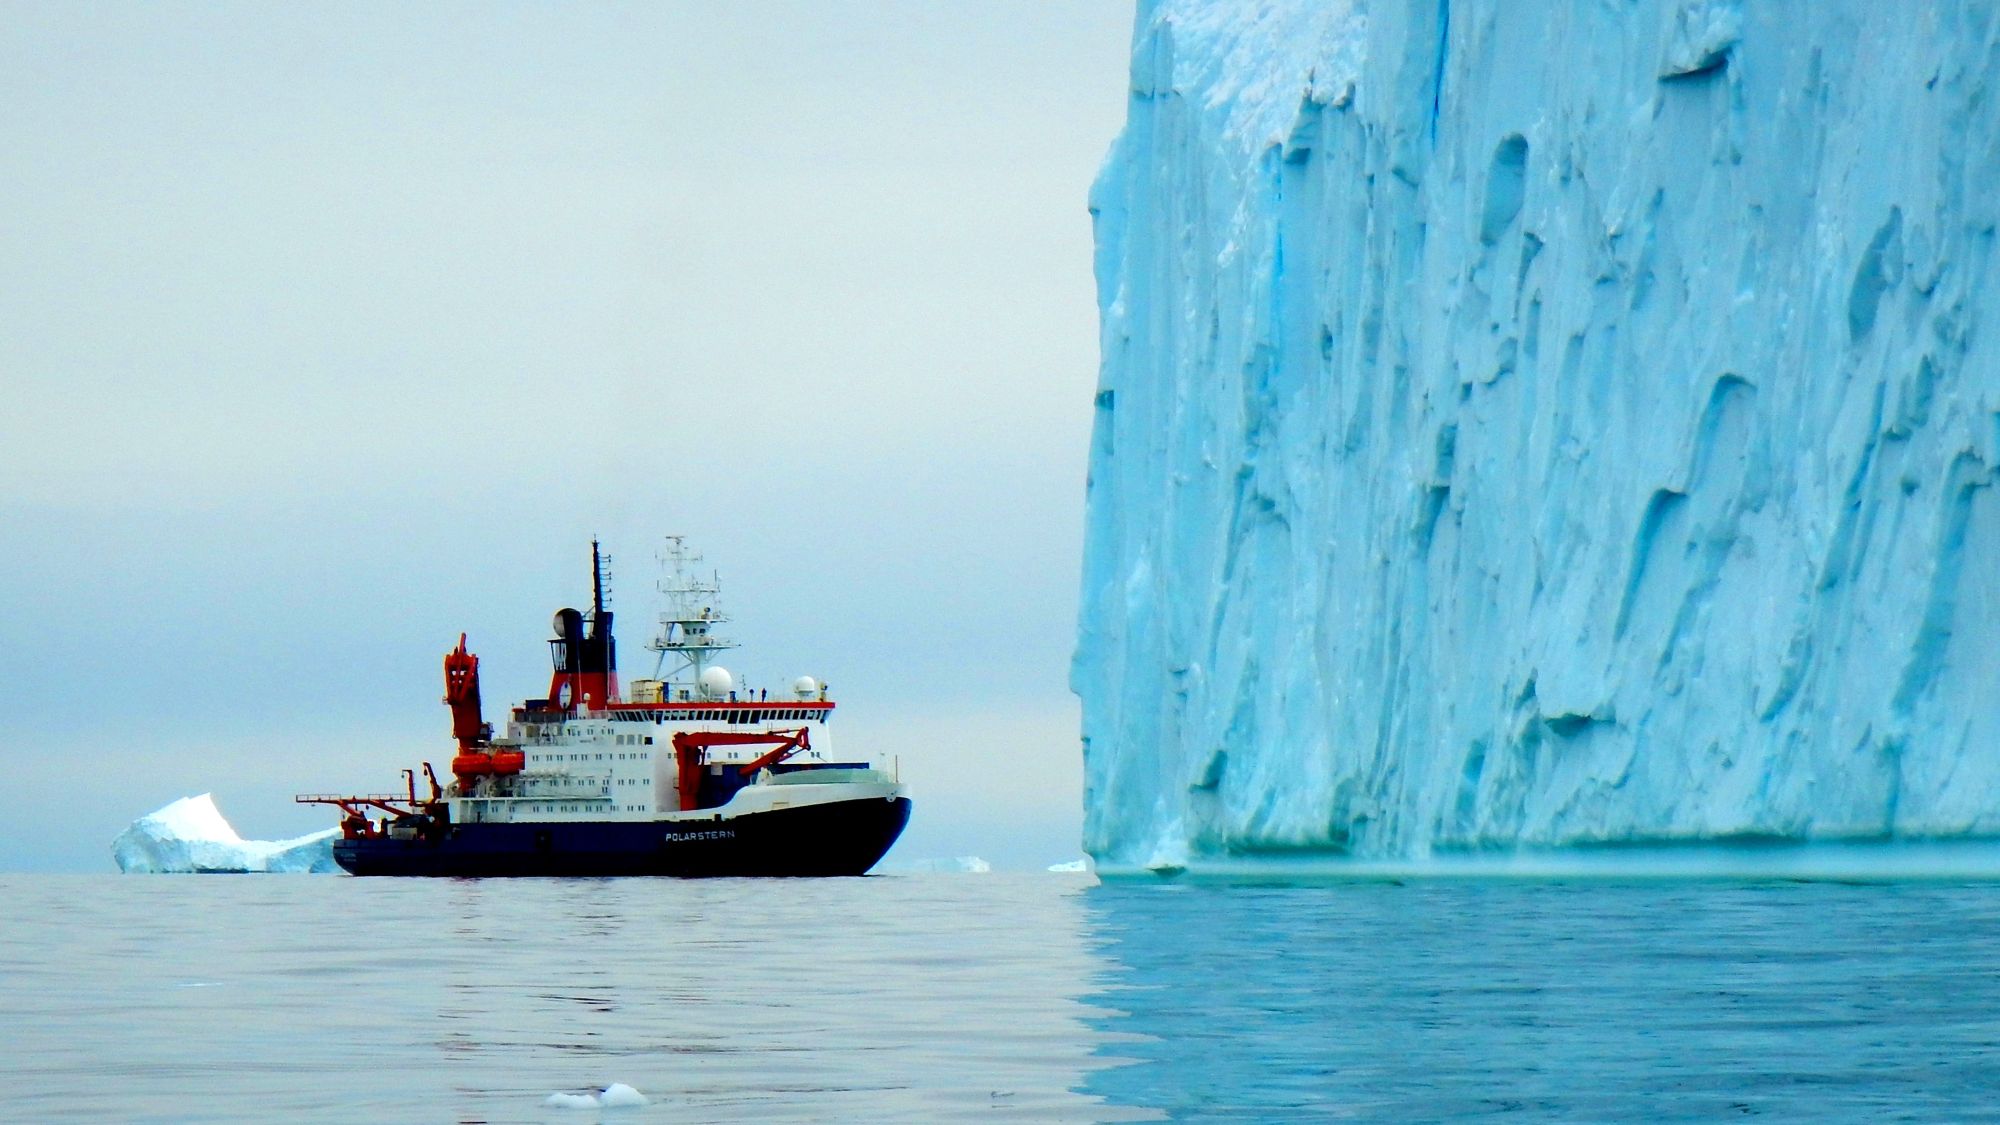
[1074,0,2000,871]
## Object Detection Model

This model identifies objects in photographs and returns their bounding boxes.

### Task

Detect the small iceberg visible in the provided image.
[885,855,992,874]
[546,1083,649,1109]
[599,1084,648,1108]
[1046,858,1091,873]
[112,794,339,874]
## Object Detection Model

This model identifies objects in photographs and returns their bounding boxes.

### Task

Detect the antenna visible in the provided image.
[645,535,737,685]
[590,538,606,617]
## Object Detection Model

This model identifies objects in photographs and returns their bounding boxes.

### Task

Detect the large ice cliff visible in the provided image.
[1074,0,2000,871]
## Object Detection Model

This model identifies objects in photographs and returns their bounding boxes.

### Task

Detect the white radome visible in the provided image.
[698,666,734,699]
[792,675,819,700]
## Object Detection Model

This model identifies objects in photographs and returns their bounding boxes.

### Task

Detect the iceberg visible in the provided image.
[883,855,994,874]
[545,1084,649,1110]
[112,794,339,874]
[1075,0,2000,872]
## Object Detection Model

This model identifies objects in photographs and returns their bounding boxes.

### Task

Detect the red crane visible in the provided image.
[669,727,813,811]
[444,635,522,779]
[444,634,487,750]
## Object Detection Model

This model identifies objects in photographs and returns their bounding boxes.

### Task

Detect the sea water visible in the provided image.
[4,874,2000,1121]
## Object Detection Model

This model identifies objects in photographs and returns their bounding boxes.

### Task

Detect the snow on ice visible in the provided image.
[1075,0,2000,872]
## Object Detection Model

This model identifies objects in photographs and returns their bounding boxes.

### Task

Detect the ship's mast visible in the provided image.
[646,536,737,688]
[592,538,607,621]
[545,538,620,709]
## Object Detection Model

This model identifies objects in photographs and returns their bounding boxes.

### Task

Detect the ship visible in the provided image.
[298,538,911,876]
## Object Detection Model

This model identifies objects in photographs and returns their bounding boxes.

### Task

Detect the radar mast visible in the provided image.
[646,536,737,688]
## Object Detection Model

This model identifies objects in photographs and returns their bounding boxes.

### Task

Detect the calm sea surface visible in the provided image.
[5,874,2000,1121]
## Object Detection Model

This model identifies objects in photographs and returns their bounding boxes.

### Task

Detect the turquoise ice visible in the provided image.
[1074,0,2000,871]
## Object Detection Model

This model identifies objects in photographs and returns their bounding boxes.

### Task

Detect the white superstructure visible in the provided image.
[441,537,898,827]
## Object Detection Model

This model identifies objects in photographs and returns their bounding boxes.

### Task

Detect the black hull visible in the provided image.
[334,796,911,877]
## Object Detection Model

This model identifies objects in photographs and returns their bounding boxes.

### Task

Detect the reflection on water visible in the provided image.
[8,875,2000,1120]
[0,875,1125,1122]
[1078,880,2000,1119]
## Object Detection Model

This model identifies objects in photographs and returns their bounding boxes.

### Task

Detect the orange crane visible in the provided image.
[445,635,523,779]
[670,727,813,810]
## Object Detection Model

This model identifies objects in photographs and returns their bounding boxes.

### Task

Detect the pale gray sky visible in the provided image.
[0,2,1135,870]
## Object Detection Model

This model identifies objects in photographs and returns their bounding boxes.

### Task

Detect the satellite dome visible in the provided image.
[698,666,734,700]
[792,676,819,700]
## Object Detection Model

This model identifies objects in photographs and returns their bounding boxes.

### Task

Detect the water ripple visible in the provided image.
[7,876,2000,1120]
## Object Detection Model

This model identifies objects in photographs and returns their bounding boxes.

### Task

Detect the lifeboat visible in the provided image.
[452,750,525,776]
[451,752,494,776]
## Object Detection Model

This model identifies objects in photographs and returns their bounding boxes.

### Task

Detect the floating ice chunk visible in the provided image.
[1046,858,1091,873]
[598,1083,649,1108]
[894,855,991,874]
[112,794,338,874]
[545,1084,648,1110]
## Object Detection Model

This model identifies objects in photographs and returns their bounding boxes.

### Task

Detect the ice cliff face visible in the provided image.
[113,794,339,874]
[1075,0,2000,870]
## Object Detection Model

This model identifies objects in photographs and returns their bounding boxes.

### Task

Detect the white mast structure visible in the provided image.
[646,536,738,697]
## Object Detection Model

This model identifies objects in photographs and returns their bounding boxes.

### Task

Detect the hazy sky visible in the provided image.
[0,2,1135,871]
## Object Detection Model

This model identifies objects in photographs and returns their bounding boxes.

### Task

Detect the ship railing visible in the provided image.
[459,790,611,802]
[480,776,612,799]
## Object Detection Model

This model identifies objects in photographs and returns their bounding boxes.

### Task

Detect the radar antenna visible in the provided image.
[646,536,738,690]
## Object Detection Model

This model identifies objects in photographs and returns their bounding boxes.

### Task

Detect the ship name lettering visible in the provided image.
[665,829,736,843]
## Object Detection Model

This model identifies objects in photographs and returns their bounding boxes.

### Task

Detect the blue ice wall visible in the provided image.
[1074,0,2000,871]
